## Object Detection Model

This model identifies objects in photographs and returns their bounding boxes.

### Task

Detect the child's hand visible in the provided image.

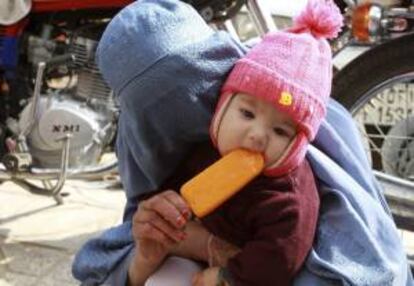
[192,267,221,286]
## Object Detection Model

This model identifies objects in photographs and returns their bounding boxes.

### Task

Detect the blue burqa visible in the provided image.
[72,1,413,285]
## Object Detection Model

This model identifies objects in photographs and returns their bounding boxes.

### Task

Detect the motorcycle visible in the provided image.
[0,0,134,203]
[0,0,242,203]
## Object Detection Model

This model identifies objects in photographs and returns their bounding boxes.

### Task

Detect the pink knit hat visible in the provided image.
[210,0,343,176]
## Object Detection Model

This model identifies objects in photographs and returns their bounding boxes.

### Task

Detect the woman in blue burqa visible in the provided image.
[72,0,413,285]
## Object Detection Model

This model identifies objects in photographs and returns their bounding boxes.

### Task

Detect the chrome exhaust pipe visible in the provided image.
[375,171,414,203]
[375,170,414,231]
[0,159,118,181]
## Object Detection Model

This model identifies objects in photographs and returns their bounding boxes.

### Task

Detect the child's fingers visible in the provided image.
[143,191,189,228]
[162,190,192,219]
[134,220,176,248]
[134,208,186,243]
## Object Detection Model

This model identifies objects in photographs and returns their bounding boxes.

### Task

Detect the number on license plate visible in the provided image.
[359,83,414,125]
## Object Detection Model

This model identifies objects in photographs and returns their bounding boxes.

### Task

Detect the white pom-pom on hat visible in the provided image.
[292,0,343,39]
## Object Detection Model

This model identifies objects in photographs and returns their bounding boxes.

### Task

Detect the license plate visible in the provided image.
[357,83,414,126]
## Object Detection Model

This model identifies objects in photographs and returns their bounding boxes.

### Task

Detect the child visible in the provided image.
[134,1,343,285]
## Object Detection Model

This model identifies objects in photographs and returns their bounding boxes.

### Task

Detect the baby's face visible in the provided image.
[217,93,297,167]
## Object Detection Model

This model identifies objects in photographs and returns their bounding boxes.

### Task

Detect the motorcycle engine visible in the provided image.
[16,33,117,168]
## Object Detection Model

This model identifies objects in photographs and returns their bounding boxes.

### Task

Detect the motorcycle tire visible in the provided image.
[332,32,414,110]
[332,32,414,231]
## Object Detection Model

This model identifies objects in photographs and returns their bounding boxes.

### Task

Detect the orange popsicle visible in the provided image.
[180,149,264,218]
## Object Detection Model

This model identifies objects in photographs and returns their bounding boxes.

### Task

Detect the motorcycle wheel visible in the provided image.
[332,32,414,268]
[332,32,414,219]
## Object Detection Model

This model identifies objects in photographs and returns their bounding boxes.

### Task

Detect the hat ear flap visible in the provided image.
[264,133,309,176]
[210,92,235,147]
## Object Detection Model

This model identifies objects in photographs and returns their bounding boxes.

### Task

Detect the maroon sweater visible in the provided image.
[158,142,320,286]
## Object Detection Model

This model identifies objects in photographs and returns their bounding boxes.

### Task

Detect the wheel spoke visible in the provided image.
[352,76,414,181]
